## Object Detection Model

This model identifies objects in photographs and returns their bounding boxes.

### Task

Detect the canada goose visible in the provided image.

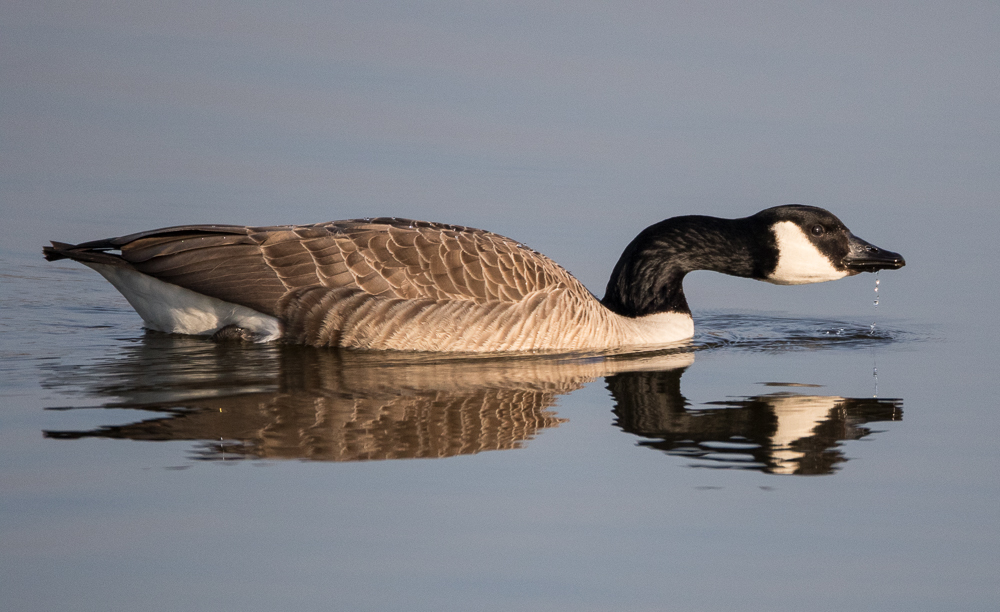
[43,205,904,352]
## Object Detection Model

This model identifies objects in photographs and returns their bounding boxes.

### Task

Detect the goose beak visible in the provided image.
[843,234,905,272]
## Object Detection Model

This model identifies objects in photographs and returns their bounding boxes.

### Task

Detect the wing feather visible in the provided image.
[49,217,590,334]
[118,233,287,315]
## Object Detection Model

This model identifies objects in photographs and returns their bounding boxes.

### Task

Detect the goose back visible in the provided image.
[47,218,625,351]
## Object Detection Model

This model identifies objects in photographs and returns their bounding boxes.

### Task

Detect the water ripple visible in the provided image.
[691,310,926,353]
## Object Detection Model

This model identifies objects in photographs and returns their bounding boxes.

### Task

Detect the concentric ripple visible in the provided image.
[692,310,924,353]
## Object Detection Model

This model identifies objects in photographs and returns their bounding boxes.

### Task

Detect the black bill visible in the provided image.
[843,234,906,273]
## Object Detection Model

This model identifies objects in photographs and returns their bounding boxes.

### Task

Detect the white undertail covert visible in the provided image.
[84,262,283,340]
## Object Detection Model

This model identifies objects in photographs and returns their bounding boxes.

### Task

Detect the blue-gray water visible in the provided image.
[3,3,999,611]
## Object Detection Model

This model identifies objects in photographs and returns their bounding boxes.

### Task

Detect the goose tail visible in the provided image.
[43,240,130,268]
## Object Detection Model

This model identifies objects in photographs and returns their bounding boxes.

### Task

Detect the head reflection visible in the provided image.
[43,333,901,474]
[608,370,902,475]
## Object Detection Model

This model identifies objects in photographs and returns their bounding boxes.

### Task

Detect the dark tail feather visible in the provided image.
[43,242,75,262]
[42,241,130,267]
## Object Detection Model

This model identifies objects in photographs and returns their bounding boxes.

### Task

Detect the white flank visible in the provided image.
[767,221,848,285]
[84,263,282,341]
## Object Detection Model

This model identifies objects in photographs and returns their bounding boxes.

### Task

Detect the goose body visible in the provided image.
[43,205,904,352]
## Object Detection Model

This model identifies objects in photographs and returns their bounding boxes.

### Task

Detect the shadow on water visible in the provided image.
[41,313,907,475]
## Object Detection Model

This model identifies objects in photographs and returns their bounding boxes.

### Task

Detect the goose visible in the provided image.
[43,205,904,352]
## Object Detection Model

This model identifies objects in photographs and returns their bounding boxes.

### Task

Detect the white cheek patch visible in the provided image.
[767,395,840,474]
[767,221,848,285]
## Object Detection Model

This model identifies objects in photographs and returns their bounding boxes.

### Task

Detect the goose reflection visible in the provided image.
[43,334,901,474]
[42,335,694,462]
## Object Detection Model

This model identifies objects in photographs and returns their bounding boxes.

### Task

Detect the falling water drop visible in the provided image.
[869,271,880,336]
[872,359,879,398]
[870,271,881,395]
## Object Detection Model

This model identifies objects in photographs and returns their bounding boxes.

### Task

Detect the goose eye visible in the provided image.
[810,224,825,237]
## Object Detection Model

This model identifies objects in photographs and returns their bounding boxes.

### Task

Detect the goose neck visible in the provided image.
[601,215,771,318]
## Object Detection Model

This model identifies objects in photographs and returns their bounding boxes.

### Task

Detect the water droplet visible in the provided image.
[872,363,879,398]
[870,272,882,394]
[869,271,880,335]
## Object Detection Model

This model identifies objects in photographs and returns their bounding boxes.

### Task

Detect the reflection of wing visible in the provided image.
[42,335,694,461]
[608,370,903,475]
[48,385,569,462]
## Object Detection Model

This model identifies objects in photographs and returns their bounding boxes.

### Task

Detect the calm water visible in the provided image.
[4,3,1000,610]
[3,249,997,611]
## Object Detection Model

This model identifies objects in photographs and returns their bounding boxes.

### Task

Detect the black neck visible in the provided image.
[600,215,776,317]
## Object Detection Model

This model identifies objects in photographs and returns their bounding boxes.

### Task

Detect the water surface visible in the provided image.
[7,252,995,612]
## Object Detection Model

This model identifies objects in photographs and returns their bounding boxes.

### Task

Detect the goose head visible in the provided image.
[602,204,905,318]
[757,205,905,285]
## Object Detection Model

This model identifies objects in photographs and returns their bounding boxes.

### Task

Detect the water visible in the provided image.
[4,251,995,611]
[4,3,1000,610]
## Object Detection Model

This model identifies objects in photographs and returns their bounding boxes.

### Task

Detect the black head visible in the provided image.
[751,205,905,285]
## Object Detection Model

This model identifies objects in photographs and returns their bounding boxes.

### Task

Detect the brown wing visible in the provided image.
[46,218,587,317]
[278,218,579,304]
